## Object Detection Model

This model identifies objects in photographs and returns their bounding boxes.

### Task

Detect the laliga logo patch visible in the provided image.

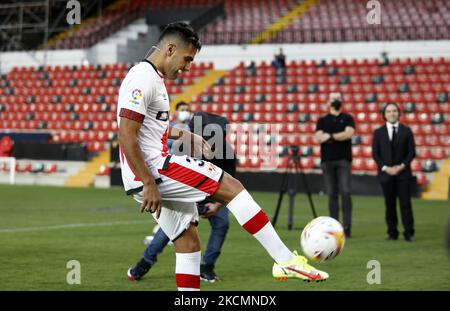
[131,89,143,101]
[129,88,143,105]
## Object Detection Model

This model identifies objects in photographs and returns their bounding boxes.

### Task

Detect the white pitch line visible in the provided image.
[0,220,150,233]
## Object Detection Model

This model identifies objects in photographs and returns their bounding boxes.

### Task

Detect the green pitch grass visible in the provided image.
[0,184,449,291]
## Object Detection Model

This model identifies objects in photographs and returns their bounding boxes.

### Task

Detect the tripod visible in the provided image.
[272,147,317,230]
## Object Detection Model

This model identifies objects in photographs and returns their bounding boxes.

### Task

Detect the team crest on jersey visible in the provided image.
[156,111,169,121]
[129,88,143,105]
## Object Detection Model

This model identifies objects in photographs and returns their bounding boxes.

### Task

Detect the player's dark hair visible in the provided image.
[175,101,189,111]
[158,22,202,52]
[381,102,401,121]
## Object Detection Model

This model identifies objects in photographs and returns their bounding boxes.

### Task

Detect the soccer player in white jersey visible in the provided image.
[117,22,329,291]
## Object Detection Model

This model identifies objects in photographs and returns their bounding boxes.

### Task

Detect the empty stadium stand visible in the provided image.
[0,50,447,189]
[271,0,450,43]
[189,57,449,185]
[198,0,300,44]
[48,0,147,50]
[2,0,449,52]
[144,0,450,44]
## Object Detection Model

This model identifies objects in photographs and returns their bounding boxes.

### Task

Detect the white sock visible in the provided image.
[175,251,201,291]
[227,190,293,263]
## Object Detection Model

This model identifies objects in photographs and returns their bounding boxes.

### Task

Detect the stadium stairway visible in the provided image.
[171,70,227,111]
[250,0,319,44]
[64,148,110,187]
[100,18,148,46]
[422,159,450,200]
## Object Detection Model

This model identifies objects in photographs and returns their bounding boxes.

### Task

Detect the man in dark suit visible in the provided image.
[372,103,416,242]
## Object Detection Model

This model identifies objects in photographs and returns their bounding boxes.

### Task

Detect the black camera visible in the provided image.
[197,200,210,215]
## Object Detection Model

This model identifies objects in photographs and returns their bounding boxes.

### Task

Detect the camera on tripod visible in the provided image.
[272,145,317,230]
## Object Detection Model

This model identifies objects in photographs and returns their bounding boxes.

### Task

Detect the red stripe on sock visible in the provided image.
[242,210,270,235]
[158,162,220,195]
[176,273,200,289]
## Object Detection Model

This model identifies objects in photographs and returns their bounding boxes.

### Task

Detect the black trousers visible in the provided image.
[380,177,415,239]
[321,159,352,233]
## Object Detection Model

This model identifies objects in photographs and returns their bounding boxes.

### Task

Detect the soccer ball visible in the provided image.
[300,216,345,262]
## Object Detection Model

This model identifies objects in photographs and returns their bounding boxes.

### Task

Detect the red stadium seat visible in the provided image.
[416,147,431,159]
[415,173,427,186]
[44,164,58,174]
[352,159,366,172]
[431,147,446,160]
[0,136,13,157]
[411,160,423,172]
[364,159,378,172]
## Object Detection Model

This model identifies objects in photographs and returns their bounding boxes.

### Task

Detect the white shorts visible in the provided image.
[132,195,199,241]
[156,154,224,201]
[130,154,223,241]
[128,154,224,201]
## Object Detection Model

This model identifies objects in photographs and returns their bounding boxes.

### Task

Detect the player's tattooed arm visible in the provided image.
[119,117,162,218]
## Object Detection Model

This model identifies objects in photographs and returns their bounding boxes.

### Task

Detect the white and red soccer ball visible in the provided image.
[301,216,346,262]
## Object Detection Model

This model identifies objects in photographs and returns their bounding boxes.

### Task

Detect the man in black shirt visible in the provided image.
[315,93,355,237]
